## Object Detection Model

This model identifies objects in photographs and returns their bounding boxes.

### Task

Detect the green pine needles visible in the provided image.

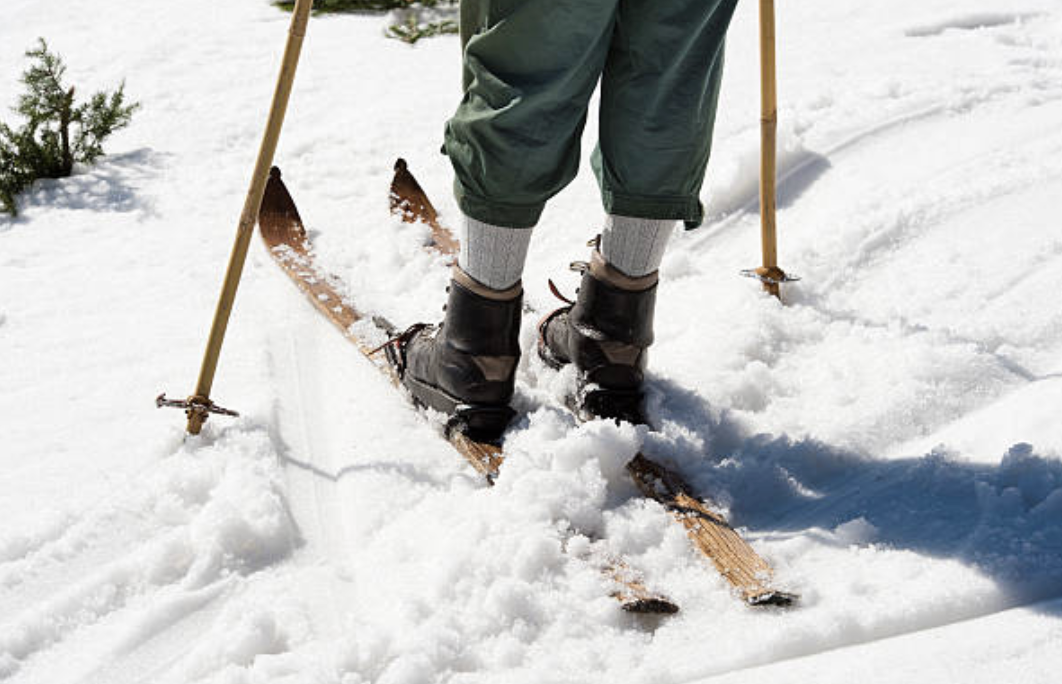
[276,1,420,13]
[386,10,458,45]
[0,39,138,216]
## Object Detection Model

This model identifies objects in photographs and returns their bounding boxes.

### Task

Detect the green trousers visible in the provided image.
[442,0,738,229]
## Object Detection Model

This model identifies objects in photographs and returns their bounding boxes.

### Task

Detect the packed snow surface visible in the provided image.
[2,0,1061,682]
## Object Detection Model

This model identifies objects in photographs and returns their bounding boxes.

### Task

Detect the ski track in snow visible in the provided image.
[2,0,1062,681]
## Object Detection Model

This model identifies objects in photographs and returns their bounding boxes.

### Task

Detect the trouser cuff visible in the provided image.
[600,189,705,229]
[454,179,544,229]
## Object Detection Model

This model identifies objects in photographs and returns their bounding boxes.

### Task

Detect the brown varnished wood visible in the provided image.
[260,169,375,357]
[261,167,675,613]
[389,158,459,256]
[755,0,791,300]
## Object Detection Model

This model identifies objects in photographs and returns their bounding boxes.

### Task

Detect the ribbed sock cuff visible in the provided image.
[458,215,533,291]
[600,214,676,278]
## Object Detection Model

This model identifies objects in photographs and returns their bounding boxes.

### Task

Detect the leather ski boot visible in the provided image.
[385,267,522,443]
[538,250,657,424]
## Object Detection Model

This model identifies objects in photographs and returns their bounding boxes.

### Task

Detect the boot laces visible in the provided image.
[368,322,430,357]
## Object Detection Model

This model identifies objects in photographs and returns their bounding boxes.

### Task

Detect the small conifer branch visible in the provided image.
[0,38,138,215]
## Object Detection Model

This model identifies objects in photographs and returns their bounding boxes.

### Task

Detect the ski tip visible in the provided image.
[747,590,799,608]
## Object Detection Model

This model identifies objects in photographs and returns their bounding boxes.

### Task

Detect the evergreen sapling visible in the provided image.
[0,39,138,216]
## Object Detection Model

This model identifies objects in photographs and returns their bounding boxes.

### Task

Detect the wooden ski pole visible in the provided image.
[743,0,796,298]
[179,0,314,435]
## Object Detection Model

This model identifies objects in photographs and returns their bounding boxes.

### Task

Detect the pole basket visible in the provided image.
[156,392,239,428]
[740,266,800,286]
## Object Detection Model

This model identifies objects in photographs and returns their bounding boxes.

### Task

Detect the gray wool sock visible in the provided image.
[458,215,533,291]
[600,214,677,278]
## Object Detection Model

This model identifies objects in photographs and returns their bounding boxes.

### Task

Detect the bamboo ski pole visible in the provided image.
[759,0,779,295]
[743,0,796,298]
[164,0,314,435]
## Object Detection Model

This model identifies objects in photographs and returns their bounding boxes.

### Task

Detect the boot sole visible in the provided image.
[402,374,515,444]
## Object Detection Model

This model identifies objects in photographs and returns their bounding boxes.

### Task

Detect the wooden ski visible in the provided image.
[627,455,795,605]
[258,166,677,614]
[390,160,796,607]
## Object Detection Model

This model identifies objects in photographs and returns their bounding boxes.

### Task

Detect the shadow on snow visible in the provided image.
[645,376,1062,612]
[0,148,165,227]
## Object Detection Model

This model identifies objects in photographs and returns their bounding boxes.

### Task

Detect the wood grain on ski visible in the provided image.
[389,159,795,607]
[259,169,376,355]
[602,555,680,614]
[628,454,795,606]
[260,166,674,614]
[390,158,459,255]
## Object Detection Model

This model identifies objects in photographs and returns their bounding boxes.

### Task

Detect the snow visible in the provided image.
[2,0,1061,681]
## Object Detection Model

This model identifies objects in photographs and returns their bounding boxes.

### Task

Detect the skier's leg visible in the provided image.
[540,0,738,423]
[599,215,675,278]
[444,0,620,231]
[449,1,621,290]
[458,217,531,291]
[593,0,738,232]
[394,0,622,434]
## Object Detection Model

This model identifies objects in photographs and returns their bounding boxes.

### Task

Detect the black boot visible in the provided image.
[538,251,657,424]
[386,268,522,442]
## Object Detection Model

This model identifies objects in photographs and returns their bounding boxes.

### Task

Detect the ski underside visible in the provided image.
[258,162,796,610]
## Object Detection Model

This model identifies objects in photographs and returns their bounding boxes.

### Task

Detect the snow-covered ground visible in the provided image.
[2,0,1061,681]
